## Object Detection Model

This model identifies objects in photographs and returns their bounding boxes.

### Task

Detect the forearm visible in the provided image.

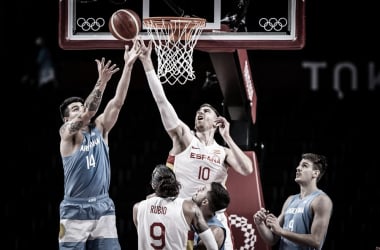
[145,70,180,131]
[279,230,321,249]
[140,57,155,72]
[101,64,133,130]
[84,80,107,114]
[113,64,133,106]
[255,223,278,246]
[198,229,218,250]
[225,138,253,175]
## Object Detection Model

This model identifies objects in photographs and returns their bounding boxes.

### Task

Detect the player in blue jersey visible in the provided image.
[192,182,231,250]
[253,153,333,250]
[58,41,142,250]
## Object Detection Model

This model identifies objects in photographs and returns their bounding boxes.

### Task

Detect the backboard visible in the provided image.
[59,0,305,51]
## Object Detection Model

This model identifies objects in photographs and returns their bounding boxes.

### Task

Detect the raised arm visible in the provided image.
[59,58,119,144]
[85,57,119,123]
[138,39,192,148]
[217,116,253,175]
[96,41,141,135]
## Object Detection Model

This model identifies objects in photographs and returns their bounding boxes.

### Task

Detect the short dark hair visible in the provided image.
[151,164,181,198]
[199,103,220,117]
[207,182,230,213]
[59,97,84,122]
[302,153,328,182]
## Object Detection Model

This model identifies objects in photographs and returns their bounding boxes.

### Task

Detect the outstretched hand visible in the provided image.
[95,57,120,85]
[135,37,155,72]
[138,37,153,62]
[124,38,144,66]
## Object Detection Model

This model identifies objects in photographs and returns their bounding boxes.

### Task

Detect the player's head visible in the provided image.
[59,97,84,122]
[208,182,230,212]
[151,164,181,198]
[199,103,220,116]
[301,153,328,182]
[194,103,220,132]
[192,182,230,214]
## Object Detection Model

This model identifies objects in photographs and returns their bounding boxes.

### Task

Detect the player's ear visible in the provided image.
[312,169,320,178]
[201,198,209,206]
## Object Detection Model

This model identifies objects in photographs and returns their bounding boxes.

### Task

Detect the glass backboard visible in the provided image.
[59,0,305,50]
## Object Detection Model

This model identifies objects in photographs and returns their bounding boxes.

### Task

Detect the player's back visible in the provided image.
[136,196,191,249]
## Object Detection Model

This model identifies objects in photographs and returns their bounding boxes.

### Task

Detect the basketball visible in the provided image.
[109,9,141,41]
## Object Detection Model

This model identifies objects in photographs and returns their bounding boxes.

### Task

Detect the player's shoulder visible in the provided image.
[182,199,199,225]
[316,189,331,199]
[284,194,296,204]
[313,191,333,208]
[183,198,196,207]
[182,199,198,213]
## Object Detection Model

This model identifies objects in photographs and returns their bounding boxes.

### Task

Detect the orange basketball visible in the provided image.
[109,9,141,41]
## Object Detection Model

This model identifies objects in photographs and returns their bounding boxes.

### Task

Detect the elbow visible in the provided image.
[310,239,323,249]
[241,170,253,176]
[246,166,254,175]
[242,164,254,175]
[306,235,324,249]
[234,164,253,176]
[269,241,277,247]
[110,99,124,110]
[262,237,278,247]
[115,102,124,110]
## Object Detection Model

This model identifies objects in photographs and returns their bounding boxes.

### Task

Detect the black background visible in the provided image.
[4,0,380,249]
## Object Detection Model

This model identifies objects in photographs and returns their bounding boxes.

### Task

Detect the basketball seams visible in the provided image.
[109,9,141,41]
[110,13,125,41]
[123,10,140,36]
[119,9,140,38]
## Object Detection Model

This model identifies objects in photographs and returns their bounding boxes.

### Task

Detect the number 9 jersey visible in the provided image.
[136,196,192,249]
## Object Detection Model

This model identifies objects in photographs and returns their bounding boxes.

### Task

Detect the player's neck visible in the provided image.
[195,131,214,146]
[202,208,214,220]
[299,183,318,198]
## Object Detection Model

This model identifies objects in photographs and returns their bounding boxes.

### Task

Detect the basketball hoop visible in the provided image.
[143,17,206,85]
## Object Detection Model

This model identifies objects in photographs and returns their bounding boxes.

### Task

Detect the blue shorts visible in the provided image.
[59,194,121,250]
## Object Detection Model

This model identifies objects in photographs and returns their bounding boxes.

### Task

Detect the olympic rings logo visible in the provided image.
[76,17,105,32]
[259,17,287,32]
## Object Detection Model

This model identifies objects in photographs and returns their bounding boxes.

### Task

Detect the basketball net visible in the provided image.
[143,17,206,85]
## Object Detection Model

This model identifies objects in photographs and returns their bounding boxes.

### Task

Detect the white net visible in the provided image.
[143,17,206,85]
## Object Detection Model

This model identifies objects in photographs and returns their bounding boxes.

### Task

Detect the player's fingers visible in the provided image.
[105,59,112,67]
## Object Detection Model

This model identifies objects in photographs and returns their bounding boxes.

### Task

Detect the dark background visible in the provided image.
[4,0,380,249]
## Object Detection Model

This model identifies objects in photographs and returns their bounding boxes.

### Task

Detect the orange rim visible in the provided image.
[143,17,206,29]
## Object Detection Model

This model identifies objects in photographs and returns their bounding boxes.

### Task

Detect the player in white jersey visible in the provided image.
[137,39,254,250]
[133,164,218,250]
[253,153,333,250]
[166,134,228,199]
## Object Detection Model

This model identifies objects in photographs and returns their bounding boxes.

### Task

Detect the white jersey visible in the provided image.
[167,135,228,199]
[136,196,191,249]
